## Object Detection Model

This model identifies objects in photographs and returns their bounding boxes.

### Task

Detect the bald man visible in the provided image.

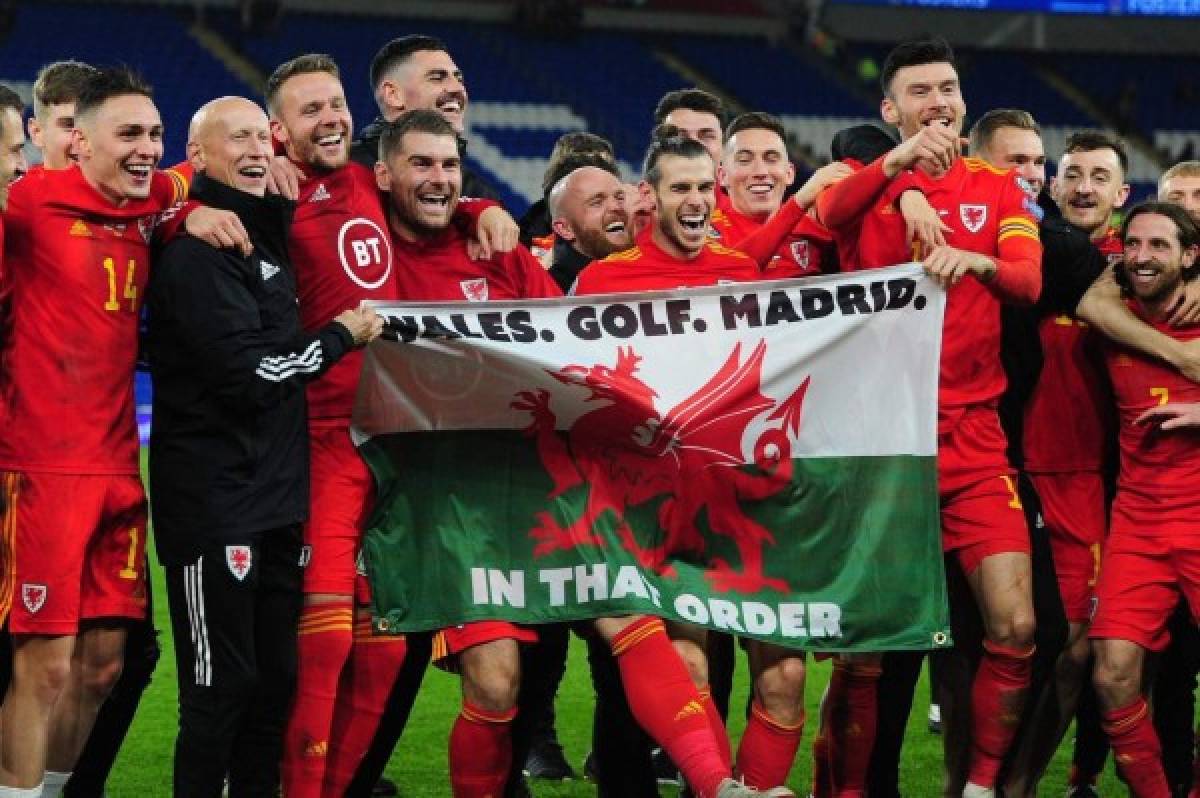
[148,96,380,797]
[546,160,632,289]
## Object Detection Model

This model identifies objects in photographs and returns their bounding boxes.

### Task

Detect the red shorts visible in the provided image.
[1030,471,1107,623]
[304,424,374,596]
[1,471,147,634]
[1089,533,1200,652]
[431,621,538,670]
[937,409,1028,574]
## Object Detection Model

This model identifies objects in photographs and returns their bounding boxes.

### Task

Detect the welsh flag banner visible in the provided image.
[352,264,950,651]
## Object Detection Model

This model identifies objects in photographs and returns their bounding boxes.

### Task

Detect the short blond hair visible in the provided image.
[1160,160,1200,197]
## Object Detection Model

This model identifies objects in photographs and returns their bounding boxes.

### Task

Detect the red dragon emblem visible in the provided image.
[511,341,809,593]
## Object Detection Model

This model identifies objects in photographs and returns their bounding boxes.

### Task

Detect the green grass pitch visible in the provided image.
[103,549,1128,796]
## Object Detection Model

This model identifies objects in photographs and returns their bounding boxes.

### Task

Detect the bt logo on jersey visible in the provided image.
[337,217,393,290]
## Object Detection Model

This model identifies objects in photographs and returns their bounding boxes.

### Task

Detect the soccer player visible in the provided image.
[654,88,726,168]
[815,36,1043,798]
[267,53,511,798]
[26,61,96,170]
[352,34,500,201]
[1089,201,1200,798]
[263,54,409,798]
[148,95,382,797]
[545,158,632,289]
[1003,127,1126,796]
[575,129,809,795]
[0,67,191,798]
[521,131,618,256]
[377,109,779,798]
[711,111,850,277]
[0,85,25,211]
[1160,160,1200,225]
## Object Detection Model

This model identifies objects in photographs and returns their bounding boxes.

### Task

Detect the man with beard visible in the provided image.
[573,130,808,795]
[266,54,508,798]
[575,131,760,294]
[377,109,781,798]
[1089,201,1200,798]
[352,34,499,201]
[815,36,1042,798]
[546,158,631,290]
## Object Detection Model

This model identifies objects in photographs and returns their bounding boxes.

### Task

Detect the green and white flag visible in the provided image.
[353,264,949,651]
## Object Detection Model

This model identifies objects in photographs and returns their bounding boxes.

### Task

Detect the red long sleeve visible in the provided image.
[814,156,889,230]
[737,198,806,269]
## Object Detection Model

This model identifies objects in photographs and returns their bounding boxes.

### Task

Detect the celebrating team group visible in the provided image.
[0,25,1197,798]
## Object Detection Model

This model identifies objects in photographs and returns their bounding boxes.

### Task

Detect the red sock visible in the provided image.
[811,658,847,798]
[449,701,516,797]
[968,640,1034,787]
[282,602,354,798]
[699,687,733,770]
[832,661,880,797]
[612,617,729,798]
[1101,697,1170,798]
[322,615,408,797]
[736,700,804,789]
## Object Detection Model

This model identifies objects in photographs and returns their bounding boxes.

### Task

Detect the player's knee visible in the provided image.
[81,654,126,700]
[29,653,74,704]
[992,607,1036,648]
[671,639,709,689]
[755,657,806,723]
[463,658,520,713]
[1091,654,1138,708]
[1061,633,1091,672]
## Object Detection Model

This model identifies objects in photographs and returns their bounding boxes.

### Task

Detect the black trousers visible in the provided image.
[1154,599,1200,794]
[504,622,571,797]
[584,629,660,798]
[166,526,303,798]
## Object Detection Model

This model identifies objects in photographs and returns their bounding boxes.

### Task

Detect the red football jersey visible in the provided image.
[290,161,499,421]
[288,161,399,422]
[1105,305,1200,537]
[573,227,761,294]
[392,224,562,301]
[819,156,1042,427]
[1023,230,1122,472]
[710,201,834,279]
[0,165,185,474]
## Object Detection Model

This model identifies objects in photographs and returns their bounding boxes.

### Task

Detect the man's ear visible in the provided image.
[379,79,406,117]
[1183,243,1199,271]
[881,96,899,128]
[1114,182,1132,210]
[374,160,390,192]
[269,117,288,151]
[26,116,43,149]
[71,127,89,160]
[551,217,576,243]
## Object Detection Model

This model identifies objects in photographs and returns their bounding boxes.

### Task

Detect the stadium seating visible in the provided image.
[0,2,249,164]
[0,2,1185,210]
